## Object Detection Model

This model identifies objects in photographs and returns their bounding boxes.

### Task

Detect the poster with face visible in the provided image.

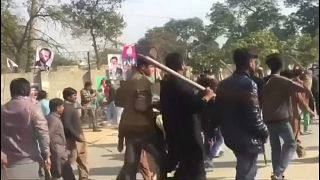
[122,44,137,66]
[107,54,123,80]
[35,47,54,71]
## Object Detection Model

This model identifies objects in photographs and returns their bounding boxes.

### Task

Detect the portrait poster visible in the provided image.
[122,44,137,66]
[35,47,54,71]
[107,54,123,80]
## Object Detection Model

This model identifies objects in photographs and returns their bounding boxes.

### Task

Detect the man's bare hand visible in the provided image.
[1,151,7,166]
[202,87,216,102]
[45,158,51,171]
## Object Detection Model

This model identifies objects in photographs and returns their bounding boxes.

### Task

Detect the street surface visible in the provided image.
[80,123,319,180]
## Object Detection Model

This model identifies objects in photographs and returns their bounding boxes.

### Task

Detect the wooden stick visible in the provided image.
[137,54,206,91]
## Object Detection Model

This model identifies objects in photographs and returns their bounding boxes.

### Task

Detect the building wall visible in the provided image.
[1,69,107,104]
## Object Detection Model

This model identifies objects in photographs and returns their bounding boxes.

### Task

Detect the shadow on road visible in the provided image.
[89,166,122,176]
[305,146,319,151]
[292,156,319,164]
[213,160,272,169]
[87,143,118,149]
[102,153,124,161]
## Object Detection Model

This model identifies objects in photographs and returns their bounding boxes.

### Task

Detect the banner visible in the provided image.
[122,44,137,66]
[6,58,18,72]
[35,47,54,71]
[107,54,123,80]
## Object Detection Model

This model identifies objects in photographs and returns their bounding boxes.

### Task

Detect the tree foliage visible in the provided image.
[1,0,65,72]
[281,34,318,66]
[207,0,289,41]
[163,17,205,44]
[137,27,187,62]
[62,0,125,69]
[231,31,281,63]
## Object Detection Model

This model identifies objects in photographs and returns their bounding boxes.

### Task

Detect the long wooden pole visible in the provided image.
[137,54,206,91]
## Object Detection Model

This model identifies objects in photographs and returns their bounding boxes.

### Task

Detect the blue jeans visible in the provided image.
[207,128,224,160]
[267,121,297,177]
[234,152,258,180]
[106,101,116,122]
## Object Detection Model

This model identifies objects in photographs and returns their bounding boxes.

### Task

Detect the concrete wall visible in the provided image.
[1,69,107,104]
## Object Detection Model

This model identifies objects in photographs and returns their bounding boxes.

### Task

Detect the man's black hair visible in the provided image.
[197,77,218,91]
[49,98,64,113]
[233,48,258,70]
[280,70,294,79]
[10,78,31,98]
[111,56,118,61]
[40,48,52,59]
[37,90,48,100]
[84,81,92,88]
[136,56,152,69]
[265,53,283,73]
[63,87,77,100]
[165,52,184,71]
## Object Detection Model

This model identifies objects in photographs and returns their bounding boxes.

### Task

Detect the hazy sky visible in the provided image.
[14,0,296,52]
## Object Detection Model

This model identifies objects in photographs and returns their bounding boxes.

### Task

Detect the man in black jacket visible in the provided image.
[216,48,269,180]
[160,53,215,180]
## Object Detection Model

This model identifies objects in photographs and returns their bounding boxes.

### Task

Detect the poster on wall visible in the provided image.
[122,44,137,80]
[107,54,123,80]
[122,44,137,66]
[34,47,54,71]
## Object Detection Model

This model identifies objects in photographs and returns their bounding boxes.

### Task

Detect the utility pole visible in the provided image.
[87,51,92,81]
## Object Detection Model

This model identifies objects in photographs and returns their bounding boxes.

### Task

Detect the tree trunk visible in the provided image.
[16,50,25,73]
[26,0,38,72]
[90,28,100,70]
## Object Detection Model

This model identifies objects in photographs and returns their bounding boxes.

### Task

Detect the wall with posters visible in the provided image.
[1,69,107,104]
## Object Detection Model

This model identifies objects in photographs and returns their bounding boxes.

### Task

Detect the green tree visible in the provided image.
[287,1,319,37]
[281,34,318,66]
[137,27,187,62]
[163,17,205,44]
[207,0,289,41]
[62,0,126,69]
[230,31,281,64]
[190,49,225,74]
[1,0,65,72]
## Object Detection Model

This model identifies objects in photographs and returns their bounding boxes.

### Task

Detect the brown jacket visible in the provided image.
[80,88,96,106]
[262,74,306,123]
[117,72,155,137]
[1,97,50,165]
[46,112,68,160]
[62,101,83,141]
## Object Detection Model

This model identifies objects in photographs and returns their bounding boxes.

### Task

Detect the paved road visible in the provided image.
[81,123,319,180]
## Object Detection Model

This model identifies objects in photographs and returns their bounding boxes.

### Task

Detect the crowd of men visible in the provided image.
[1,47,319,180]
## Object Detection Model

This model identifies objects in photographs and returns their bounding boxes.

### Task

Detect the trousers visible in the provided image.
[81,107,98,130]
[67,138,90,180]
[234,152,259,180]
[267,121,297,177]
[117,135,166,180]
